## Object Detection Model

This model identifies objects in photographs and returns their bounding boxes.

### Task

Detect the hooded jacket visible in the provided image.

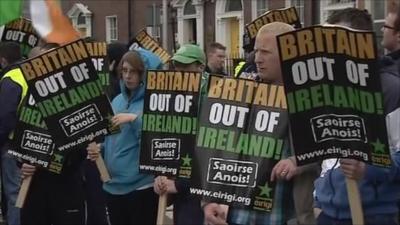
[315,153,400,219]
[315,50,400,219]
[102,49,162,195]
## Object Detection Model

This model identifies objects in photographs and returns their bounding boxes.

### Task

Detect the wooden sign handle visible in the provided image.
[16,176,32,208]
[157,194,167,225]
[345,178,364,225]
[95,155,111,182]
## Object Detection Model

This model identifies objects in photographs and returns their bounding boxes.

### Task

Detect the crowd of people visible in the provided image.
[0,4,399,225]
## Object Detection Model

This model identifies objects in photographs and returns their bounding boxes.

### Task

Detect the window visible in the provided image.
[256,0,268,17]
[290,0,304,25]
[146,4,161,26]
[184,0,196,15]
[320,0,355,24]
[106,16,117,43]
[371,0,386,56]
[146,4,161,40]
[67,3,92,38]
[77,13,85,25]
[225,0,242,12]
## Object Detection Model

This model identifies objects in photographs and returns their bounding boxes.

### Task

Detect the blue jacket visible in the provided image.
[315,51,400,219]
[102,49,162,195]
[315,153,400,219]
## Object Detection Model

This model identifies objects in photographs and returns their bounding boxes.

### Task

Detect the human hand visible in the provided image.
[86,142,101,161]
[153,176,177,194]
[203,203,228,225]
[340,158,366,180]
[112,113,138,126]
[271,158,297,181]
[154,176,167,194]
[21,163,36,179]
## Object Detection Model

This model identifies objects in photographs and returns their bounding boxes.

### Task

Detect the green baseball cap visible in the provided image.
[172,44,206,65]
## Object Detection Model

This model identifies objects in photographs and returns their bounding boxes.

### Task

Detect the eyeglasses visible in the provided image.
[122,68,139,76]
[383,24,395,30]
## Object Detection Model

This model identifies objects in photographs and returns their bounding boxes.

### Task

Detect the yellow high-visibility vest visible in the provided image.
[1,68,29,139]
[234,61,246,78]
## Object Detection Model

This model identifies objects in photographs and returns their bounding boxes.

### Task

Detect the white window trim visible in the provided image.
[106,15,118,43]
[320,0,356,24]
[251,0,257,20]
[285,0,305,26]
[67,3,92,37]
[365,0,386,54]
[252,0,268,20]
[364,0,386,21]
[173,0,204,48]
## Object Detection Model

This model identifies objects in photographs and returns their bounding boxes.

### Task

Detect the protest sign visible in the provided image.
[139,70,201,177]
[277,25,390,167]
[11,94,63,208]
[190,75,289,211]
[85,41,110,88]
[10,41,113,174]
[0,18,39,57]
[128,29,171,64]
[245,7,301,41]
[19,39,115,152]
[9,94,64,174]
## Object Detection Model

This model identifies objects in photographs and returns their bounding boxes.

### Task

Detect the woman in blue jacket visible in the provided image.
[87,49,162,225]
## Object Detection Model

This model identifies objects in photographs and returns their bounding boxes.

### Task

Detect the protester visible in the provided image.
[81,37,110,225]
[19,43,88,225]
[203,22,299,225]
[234,50,257,79]
[382,4,400,54]
[87,49,162,225]
[106,42,129,100]
[0,41,23,225]
[205,42,227,75]
[313,8,400,225]
[380,3,400,156]
[234,32,257,79]
[153,44,206,225]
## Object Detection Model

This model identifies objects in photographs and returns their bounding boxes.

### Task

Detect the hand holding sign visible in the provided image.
[21,163,36,179]
[86,142,101,161]
[154,176,177,194]
[16,163,36,208]
[340,158,366,180]
[87,142,111,182]
[270,158,297,181]
[203,203,228,225]
[112,113,138,126]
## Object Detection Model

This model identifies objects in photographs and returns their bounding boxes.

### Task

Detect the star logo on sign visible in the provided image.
[258,182,272,198]
[371,138,386,154]
[106,113,113,122]
[181,154,192,166]
[53,154,63,163]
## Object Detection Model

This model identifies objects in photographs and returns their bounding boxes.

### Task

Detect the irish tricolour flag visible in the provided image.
[1,0,79,45]
[0,0,23,26]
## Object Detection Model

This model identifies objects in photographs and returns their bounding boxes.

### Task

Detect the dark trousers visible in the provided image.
[106,187,158,225]
[21,171,86,225]
[82,160,109,225]
[173,195,203,225]
[317,211,399,225]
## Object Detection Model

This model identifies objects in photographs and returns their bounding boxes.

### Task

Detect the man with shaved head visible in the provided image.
[203,22,316,225]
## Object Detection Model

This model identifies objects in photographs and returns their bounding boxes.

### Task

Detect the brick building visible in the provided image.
[61,0,396,56]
